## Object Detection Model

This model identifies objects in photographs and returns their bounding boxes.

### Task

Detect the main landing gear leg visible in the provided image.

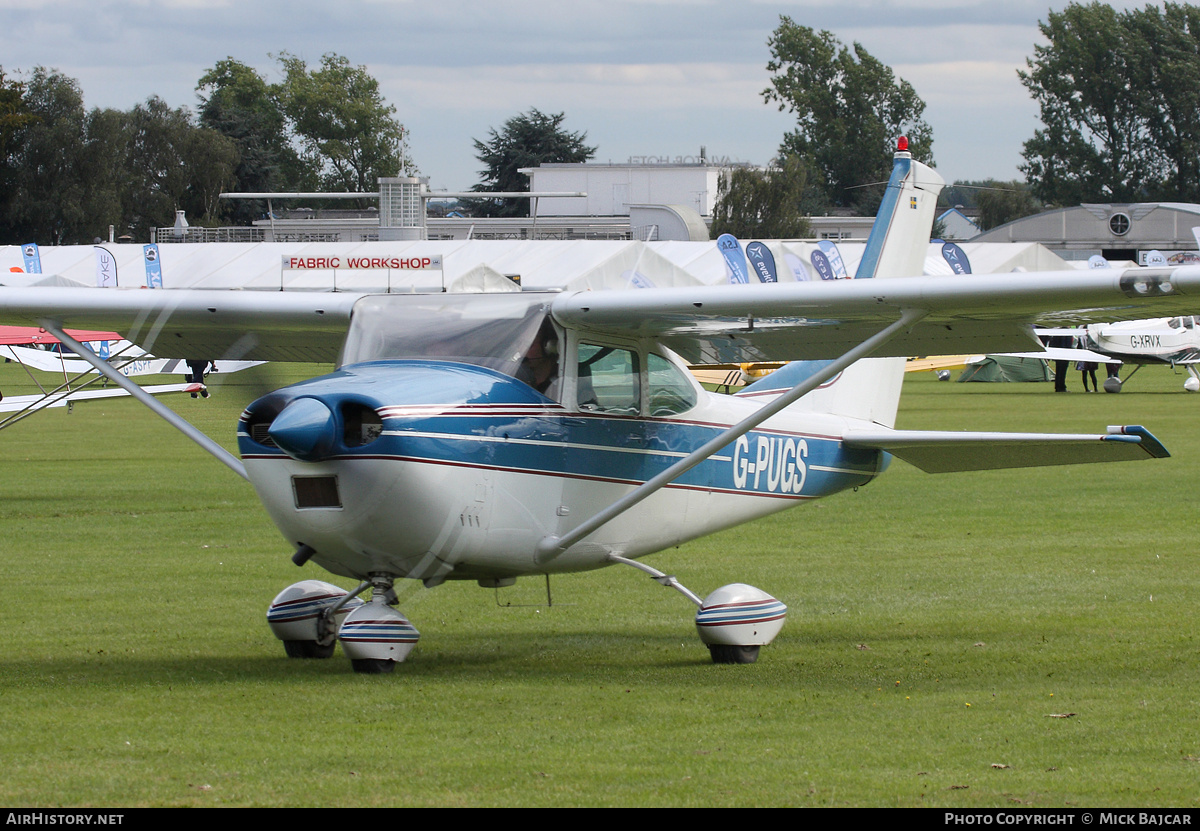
[606,555,787,665]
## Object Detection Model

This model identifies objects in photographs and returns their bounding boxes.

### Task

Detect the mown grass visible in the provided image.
[1,362,1198,807]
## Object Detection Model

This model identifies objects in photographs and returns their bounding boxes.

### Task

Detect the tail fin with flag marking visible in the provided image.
[739,139,944,428]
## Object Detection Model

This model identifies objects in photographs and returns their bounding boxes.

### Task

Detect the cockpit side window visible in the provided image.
[577,344,640,415]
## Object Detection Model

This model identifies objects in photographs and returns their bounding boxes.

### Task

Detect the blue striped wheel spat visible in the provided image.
[696,597,788,630]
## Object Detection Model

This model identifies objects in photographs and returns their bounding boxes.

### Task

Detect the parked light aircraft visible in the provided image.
[0,325,260,380]
[0,325,259,423]
[1036,318,1200,392]
[4,144,1200,673]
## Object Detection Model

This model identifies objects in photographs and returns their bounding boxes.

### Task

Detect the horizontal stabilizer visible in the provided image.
[843,425,1167,473]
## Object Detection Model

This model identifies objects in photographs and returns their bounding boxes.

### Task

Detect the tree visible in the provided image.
[1019,2,1200,205]
[123,96,238,237]
[0,68,34,171]
[940,180,1043,232]
[974,180,1043,231]
[763,17,933,215]
[710,157,813,239]
[1132,4,1200,202]
[274,52,414,195]
[2,68,91,244]
[0,68,34,232]
[197,57,311,223]
[469,108,595,218]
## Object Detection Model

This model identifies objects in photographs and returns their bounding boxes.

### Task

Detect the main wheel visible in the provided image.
[709,644,760,664]
[351,658,396,674]
[283,640,335,659]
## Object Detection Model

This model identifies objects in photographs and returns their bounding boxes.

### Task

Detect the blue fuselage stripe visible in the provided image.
[240,412,880,500]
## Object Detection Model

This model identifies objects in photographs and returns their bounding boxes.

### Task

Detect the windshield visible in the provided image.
[341,293,555,383]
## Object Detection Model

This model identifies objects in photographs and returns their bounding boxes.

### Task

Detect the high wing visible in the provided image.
[549,266,1200,364]
[997,347,1120,364]
[0,289,360,362]
[0,265,1198,365]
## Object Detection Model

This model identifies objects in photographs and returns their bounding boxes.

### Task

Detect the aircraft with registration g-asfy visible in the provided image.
[4,143,1200,673]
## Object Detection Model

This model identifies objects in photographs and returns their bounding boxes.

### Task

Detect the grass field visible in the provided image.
[1,362,1198,807]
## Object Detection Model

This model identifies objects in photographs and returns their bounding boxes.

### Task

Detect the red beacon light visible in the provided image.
[897,136,909,152]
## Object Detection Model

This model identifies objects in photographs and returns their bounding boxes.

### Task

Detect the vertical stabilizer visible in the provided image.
[854,140,944,281]
[741,140,943,429]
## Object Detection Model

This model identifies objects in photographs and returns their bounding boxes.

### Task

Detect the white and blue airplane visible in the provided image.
[1035,317,1200,392]
[3,143,1199,672]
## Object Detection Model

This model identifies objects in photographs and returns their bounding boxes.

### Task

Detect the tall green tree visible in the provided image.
[763,17,933,215]
[710,157,813,239]
[940,180,1043,232]
[3,68,91,243]
[1020,2,1200,205]
[1132,3,1200,202]
[0,69,34,170]
[123,96,238,237]
[0,68,34,232]
[469,108,595,218]
[197,57,311,223]
[274,52,414,195]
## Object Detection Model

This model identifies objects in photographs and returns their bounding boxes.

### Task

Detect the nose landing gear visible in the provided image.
[267,573,419,673]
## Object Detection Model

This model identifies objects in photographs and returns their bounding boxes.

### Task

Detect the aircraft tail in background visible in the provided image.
[855,139,944,281]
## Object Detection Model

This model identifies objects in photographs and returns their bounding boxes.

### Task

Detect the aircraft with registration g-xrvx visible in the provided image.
[2,141,1199,672]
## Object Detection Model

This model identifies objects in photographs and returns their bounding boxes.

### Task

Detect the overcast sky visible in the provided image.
[0,0,1154,194]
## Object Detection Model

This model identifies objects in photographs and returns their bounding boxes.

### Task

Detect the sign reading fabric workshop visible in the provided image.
[282,255,443,270]
[281,254,444,292]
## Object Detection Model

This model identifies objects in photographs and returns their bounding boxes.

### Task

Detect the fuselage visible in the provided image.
[238,355,890,585]
[1086,316,1200,365]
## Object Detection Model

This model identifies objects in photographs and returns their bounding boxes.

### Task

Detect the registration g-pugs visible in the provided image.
[2,142,1196,672]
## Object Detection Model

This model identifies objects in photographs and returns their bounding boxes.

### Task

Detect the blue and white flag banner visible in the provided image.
[143,244,163,288]
[717,234,749,284]
[940,241,972,274]
[745,242,778,283]
[623,270,655,289]
[816,240,848,278]
[783,252,810,281]
[21,243,42,274]
[94,246,117,288]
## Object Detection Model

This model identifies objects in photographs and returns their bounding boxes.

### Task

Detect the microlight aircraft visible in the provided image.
[0,325,204,418]
[0,325,260,421]
[3,144,1200,672]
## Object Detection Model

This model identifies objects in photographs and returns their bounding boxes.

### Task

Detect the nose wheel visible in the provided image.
[708,644,761,664]
[267,574,420,672]
[338,573,420,673]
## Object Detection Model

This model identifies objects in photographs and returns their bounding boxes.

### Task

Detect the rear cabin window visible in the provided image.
[577,344,640,415]
[647,352,697,416]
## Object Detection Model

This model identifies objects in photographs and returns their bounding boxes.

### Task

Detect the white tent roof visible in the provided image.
[0,239,1072,293]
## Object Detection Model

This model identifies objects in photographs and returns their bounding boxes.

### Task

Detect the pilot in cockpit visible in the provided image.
[517,322,560,398]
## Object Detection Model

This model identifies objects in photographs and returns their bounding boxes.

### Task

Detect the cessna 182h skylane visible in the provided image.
[3,143,1199,672]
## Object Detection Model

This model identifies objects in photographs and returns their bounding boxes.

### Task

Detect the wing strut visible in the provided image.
[40,322,249,481]
[534,308,928,564]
